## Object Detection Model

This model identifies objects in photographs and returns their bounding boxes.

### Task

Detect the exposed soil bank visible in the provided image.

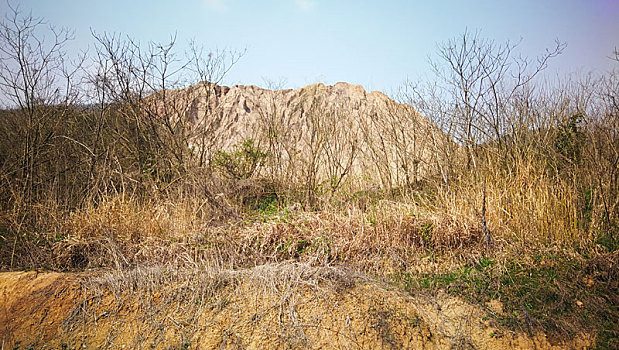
[1,268,593,349]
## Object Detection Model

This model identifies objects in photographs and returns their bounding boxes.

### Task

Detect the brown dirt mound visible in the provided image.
[1,265,593,349]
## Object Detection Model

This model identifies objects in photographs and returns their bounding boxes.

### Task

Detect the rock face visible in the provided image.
[152,81,448,189]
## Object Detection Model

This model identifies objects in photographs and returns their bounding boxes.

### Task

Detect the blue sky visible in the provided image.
[5,0,619,94]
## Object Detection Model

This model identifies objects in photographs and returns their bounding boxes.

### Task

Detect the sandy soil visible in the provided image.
[1,269,593,349]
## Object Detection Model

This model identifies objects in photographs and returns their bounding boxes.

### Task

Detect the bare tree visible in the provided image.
[322,101,360,195]
[407,30,566,245]
[0,3,81,203]
[253,79,300,189]
[402,80,459,187]
[430,29,564,170]
[297,86,329,206]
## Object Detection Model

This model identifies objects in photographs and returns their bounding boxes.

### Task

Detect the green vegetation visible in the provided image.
[397,253,618,348]
[213,139,268,180]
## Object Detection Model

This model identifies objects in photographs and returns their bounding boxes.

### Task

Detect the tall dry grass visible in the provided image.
[434,157,592,248]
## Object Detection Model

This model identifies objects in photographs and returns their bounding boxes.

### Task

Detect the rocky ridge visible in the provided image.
[157,81,447,188]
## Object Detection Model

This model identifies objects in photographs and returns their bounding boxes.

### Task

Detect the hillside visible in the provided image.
[1,5,617,347]
[1,80,616,349]
[146,81,449,190]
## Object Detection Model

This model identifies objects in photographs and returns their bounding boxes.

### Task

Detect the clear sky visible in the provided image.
[4,0,619,94]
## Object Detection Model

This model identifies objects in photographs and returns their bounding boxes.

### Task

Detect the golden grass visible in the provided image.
[0,143,609,279]
[0,167,597,272]
[63,196,200,242]
[433,156,595,251]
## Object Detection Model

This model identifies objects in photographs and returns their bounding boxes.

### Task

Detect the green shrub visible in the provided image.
[213,139,268,180]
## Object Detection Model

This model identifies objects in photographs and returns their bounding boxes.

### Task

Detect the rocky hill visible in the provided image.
[151,81,448,189]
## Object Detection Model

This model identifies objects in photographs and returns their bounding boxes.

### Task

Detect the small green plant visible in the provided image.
[595,222,619,252]
[477,257,495,269]
[554,114,585,166]
[400,253,618,347]
[254,193,280,216]
[295,239,310,256]
[213,139,268,180]
[419,222,433,246]
[313,235,332,257]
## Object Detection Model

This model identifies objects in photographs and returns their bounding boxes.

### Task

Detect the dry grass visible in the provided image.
[1,164,615,347]
[37,195,485,275]
[64,261,357,348]
[432,154,601,251]
[0,173,598,274]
